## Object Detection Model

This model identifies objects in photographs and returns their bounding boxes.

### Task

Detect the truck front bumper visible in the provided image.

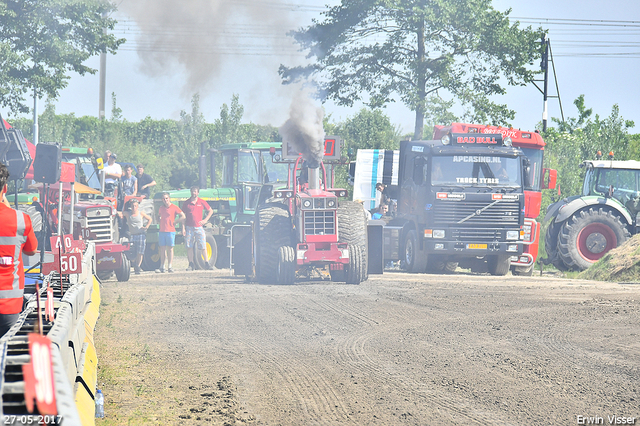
[423,240,523,256]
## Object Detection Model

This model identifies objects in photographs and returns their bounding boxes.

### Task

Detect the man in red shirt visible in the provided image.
[0,163,38,337]
[181,186,213,271]
[155,192,185,273]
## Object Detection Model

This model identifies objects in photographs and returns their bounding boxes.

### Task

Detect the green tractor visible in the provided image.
[544,158,640,271]
[144,142,290,270]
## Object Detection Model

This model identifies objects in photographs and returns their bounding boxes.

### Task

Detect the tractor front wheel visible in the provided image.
[115,253,131,282]
[277,246,296,285]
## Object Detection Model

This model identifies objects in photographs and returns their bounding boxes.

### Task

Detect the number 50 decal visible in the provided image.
[60,253,82,274]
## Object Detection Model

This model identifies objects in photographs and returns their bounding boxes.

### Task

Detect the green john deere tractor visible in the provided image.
[144,142,290,270]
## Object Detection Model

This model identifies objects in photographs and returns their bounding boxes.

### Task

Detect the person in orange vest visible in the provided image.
[0,163,38,337]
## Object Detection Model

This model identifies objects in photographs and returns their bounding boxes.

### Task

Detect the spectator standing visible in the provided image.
[121,199,151,274]
[121,165,138,196]
[136,164,157,198]
[0,163,37,336]
[103,153,122,196]
[181,187,213,271]
[155,192,185,273]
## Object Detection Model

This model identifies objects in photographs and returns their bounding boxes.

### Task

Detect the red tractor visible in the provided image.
[233,137,368,285]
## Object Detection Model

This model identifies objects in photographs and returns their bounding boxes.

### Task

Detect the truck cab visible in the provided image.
[386,133,527,275]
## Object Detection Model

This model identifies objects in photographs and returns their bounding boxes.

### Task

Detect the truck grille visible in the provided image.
[304,211,336,235]
[434,200,520,227]
[451,228,501,242]
[87,208,113,243]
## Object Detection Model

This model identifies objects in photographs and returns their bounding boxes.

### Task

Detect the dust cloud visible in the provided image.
[119,0,305,98]
[279,90,325,167]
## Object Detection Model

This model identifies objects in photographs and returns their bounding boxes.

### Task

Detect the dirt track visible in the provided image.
[95,259,640,425]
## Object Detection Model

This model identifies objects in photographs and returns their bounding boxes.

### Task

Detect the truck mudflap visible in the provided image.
[422,240,523,256]
[296,242,350,266]
[95,242,129,271]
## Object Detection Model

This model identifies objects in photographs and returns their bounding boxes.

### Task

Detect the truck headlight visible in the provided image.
[506,230,519,240]
[302,199,312,209]
[433,230,445,239]
[507,244,518,252]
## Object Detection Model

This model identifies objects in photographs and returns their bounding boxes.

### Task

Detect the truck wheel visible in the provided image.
[141,242,161,271]
[115,253,131,282]
[256,203,293,284]
[544,221,568,271]
[487,255,511,276]
[337,201,368,281]
[403,230,427,273]
[214,235,230,269]
[195,234,217,270]
[558,207,630,271]
[277,246,295,285]
[345,245,364,284]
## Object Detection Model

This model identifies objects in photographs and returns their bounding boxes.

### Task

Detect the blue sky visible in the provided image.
[3,0,640,136]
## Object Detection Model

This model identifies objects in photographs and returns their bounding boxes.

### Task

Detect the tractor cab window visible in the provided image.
[261,150,289,183]
[237,150,262,184]
[593,168,640,204]
[222,152,238,186]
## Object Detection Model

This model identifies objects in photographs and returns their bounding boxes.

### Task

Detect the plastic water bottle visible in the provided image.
[95,389,104,418]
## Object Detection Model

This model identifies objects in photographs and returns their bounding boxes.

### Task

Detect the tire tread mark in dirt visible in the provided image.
[312,298,515,426]
[242,340,353,424]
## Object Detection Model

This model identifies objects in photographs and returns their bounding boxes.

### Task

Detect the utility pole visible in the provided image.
[541,35,549,132]
[32,88,38,145]
[98,11,107,119]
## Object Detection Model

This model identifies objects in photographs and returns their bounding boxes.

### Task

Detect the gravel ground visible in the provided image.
[94,258,640,425]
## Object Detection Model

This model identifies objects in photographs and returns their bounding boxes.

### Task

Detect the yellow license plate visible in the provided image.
[467,243,487,249]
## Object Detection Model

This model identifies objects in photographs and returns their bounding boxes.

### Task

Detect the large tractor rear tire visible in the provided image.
[18,205,43,233]
[544,221,568,271]
[557,207,630,271]
[427,255,457,274]
[277,246,296,285]
[337,201,368,281]
[256,203,293,284]
[403,230,428,273]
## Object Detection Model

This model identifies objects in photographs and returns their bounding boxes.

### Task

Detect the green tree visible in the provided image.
[0,0,124,114]
[541,97,635,212]
[211,94,245,147]
[280,0,543,140]
[336,108,401,152]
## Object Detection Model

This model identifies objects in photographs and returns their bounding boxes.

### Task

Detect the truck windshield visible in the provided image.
[432,155,521,187]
